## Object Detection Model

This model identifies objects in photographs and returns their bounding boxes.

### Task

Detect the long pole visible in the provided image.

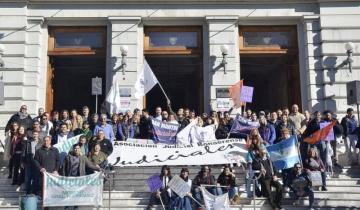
[157,82,170,103]
[95,94,98,114]
[357,103,360,126]
[158,195,166,210]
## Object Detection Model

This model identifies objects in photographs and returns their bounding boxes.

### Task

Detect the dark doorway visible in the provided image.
[240,54,300,112]
[51,56,106,112]
[145,56,203,115]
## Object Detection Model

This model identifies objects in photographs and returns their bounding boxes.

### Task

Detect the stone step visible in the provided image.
[2,196,360,207]
[3,206,358,210]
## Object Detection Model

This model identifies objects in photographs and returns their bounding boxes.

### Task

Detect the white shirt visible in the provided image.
[41,121,53,136]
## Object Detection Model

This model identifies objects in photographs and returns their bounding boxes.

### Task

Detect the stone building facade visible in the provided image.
[0,0,359,135]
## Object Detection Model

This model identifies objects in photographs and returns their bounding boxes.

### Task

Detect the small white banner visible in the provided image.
[201,186,230,210]
[108,138,247,167]
[43,172,103,207]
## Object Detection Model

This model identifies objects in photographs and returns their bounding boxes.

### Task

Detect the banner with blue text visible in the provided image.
[43,172,103,207]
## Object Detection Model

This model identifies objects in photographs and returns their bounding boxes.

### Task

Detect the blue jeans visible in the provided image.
[290,189,314,208]
[246,172,260,198]
[170,196,192,210]
[217,186,238,200]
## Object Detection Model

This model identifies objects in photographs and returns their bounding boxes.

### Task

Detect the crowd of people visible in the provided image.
[2,103,360,210]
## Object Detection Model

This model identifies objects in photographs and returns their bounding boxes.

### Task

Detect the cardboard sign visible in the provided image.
[240,85,254,103]
[216,98,231,112]
[168,175,191,198]
[320,122,335,141]
[147,174,163,193]
[91,77,102,95]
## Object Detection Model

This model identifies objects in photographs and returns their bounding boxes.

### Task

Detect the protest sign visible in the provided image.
[147,174,163,193]
[240,85,254,103]
[108,138,248,167]
[201,186,230,210]
[151,117,179,144]
[168,175,191,198]
[216,98,231,112]
[43,172,103,207]
[320,122,335,141]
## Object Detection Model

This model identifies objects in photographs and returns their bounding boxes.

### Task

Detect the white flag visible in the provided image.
[201,187,230,210]
[105,81,121,114]
[134,60,158,99]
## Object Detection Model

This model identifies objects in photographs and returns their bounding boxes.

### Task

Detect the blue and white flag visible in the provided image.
[266,136,300,170]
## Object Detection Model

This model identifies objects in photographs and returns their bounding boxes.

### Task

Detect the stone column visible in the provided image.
[108,16,142,112]
[205,16,240,112]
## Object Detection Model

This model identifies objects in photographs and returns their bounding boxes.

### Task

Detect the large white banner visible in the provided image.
[43,172,103,207]
[108,138,247,167]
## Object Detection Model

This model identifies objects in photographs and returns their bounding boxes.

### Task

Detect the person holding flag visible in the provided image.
[252,147,283,210]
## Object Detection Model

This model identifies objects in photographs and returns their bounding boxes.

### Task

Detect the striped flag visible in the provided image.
[304,120,337,145]
[266,136,300,170]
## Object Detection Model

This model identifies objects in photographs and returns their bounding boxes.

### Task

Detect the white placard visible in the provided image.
[168,175,191,198]
[92,77,102,95]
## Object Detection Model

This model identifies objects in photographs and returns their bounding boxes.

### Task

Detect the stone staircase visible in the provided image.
[0,162,360,210]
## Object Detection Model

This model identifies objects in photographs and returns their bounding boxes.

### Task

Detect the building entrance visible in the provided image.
[49,56,105,112]
[145,56,202,114]
[46,27,106,113]
[144,26,203,115]
[239,26,301,112]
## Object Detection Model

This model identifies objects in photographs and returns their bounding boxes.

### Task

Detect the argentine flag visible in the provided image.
[266,136,300,170]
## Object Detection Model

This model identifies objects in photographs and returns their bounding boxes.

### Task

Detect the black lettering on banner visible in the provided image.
[112,143,237,166]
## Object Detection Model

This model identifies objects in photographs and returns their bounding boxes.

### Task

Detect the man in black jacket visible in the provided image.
[33,136,60,198]
[252,147,283,210]
[5,105,33,134]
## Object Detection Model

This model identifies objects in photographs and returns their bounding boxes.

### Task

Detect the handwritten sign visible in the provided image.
[240,86,254,103]
[168,175,191,198]
[320,122,335,141]
[146,174,163,193]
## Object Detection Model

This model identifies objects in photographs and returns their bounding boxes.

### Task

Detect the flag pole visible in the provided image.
[157,82,170,103]
[294,134,303,167]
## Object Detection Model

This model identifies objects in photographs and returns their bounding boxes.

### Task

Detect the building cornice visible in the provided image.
[1,0,358,5]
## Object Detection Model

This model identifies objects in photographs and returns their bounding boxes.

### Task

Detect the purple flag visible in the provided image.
[147,174,163,193]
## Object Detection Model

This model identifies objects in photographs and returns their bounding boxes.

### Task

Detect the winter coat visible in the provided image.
[33,146,60,172]
[62,152,99,176]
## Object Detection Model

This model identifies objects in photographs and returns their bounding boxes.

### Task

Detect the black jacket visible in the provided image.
[33,146,60,172]
[252,156,279,180]
[61,152,99,176]
[5,113,33,133]
[217,173,236,187]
